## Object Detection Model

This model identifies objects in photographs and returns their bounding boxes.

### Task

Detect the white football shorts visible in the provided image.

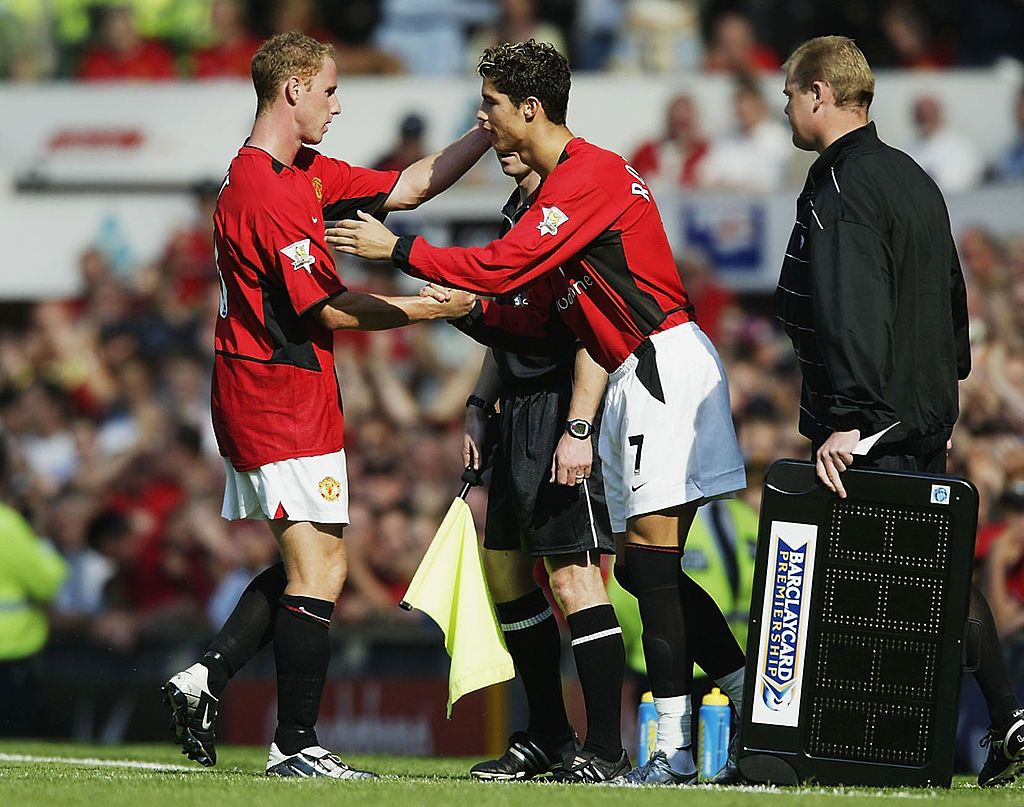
[599,322,746,533]
[221,449,350,524]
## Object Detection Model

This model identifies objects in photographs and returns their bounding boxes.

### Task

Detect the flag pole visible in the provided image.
[400,463,481,611]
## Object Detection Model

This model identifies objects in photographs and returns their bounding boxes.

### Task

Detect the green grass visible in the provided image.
[0,741,1020,807]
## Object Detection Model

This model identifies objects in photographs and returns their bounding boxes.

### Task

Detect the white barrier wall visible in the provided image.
[0,70,1021,298]
[0,68,1020,188]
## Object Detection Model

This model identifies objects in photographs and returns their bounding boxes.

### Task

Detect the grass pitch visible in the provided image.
[0,741,1021,807]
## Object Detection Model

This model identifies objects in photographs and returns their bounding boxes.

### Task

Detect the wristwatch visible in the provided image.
[565,419,594,439]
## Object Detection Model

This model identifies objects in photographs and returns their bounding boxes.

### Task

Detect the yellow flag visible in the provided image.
[402,497,515,717]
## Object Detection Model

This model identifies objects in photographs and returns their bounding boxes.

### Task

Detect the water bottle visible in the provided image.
[699,687,731,780]
[636,691,657,766]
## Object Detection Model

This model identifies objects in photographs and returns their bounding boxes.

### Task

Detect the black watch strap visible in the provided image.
[466,394,490,411]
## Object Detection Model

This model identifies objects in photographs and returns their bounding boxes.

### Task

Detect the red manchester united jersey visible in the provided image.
[392,138,692,372]
[212,144,398,471]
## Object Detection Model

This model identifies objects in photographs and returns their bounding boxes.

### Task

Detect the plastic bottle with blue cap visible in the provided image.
[699,687,731,780]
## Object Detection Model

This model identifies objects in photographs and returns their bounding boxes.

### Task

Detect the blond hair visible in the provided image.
[251,32,335,114]
[784,36,874,109]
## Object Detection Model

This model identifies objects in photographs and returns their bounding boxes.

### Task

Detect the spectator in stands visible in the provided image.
[610,0,703,73]
[373,0,470,75]
[906,94,984,193]
[324,0,404,75]
[700,76,790,192]
[207,519,278,629]
[268,0,335,44]
[628,94,709,188]
[467,0,568,70]
[0,2,57,80]
[0,435,69,735]
[994,86,1024,183]
[15,383,79,495]
[704,10,778,74]
[983,482,1024,639]
[880,1,954,69]
[51,506,141,651]
[158,179,219,306]
[676,249,733,343]
[77,4,176,81]
[191,0,261,79]
[571,0,626,71]
[373,113,429,172]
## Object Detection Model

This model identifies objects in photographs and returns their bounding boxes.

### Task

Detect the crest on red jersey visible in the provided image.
[537,206,569,236]
[281,239,316,273]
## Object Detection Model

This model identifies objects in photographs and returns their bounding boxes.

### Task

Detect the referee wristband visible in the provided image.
[466,394,490,412]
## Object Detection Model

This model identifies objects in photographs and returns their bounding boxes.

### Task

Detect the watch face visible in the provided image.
[568,420,591,438]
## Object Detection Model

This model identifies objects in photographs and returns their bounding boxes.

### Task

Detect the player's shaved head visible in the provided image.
[252,31,335,114]
[478,40,570,125]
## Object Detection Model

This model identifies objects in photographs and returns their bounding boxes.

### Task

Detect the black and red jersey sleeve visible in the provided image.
[392,169,624,295]
[315,153,399,222]
[253,200,346,316]
[452,293,566,356]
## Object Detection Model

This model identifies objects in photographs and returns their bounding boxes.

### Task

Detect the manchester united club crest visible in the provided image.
[318,476,341,501]
[312,176,323,201]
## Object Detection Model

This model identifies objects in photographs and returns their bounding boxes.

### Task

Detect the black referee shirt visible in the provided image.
[491,187,577,391]
[776,122,971,453]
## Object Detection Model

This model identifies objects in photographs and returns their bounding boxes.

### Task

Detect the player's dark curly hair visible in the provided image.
[477,40,570,125]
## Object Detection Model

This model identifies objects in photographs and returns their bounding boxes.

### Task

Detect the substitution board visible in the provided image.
[736,460,978,787]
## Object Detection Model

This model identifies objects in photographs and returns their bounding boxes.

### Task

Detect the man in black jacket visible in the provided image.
[778,35,1023,787]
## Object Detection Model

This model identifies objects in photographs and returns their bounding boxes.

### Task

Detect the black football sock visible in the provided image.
[273,594,334,755]
[567,604,625,761]
[969,584,1021,723]
[202,562,287,696]
[625,543,690,697]
[495,589,572,745]
[678,570,745,679]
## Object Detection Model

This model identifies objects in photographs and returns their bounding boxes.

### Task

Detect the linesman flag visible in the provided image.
[400,474,514,717]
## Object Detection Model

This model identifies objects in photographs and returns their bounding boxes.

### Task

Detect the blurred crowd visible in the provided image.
[628,80,1024,194]
[2,0,1024,82]
[0,171,1023,665]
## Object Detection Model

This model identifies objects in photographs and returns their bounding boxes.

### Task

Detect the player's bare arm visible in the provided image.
[382,123,491,212]
[326,211,399,260]
[551,347,607,487]
[310,288,474,331]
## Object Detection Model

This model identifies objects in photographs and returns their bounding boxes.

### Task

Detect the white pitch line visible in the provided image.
[0,752,200,772]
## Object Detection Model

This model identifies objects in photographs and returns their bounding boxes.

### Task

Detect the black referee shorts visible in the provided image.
[484,382,614,557]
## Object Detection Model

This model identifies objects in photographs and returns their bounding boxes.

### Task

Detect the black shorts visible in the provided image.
[484,379,614,557]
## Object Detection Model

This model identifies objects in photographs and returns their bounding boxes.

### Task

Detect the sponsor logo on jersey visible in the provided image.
[312,176,323,201]
[752,521,817,727]
[537,206,569,236]
[318,476,342,501]
[281,239,316,273]
[556,274,595,311]
[930,484,950,505]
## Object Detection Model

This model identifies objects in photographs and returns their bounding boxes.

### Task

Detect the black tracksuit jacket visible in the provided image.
[776,122,971,454]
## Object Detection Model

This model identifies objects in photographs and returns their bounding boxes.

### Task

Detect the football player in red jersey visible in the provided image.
[162,31,485,779]
[329,40,749,785]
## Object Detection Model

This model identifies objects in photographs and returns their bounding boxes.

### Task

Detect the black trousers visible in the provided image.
[0,656,43,736]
